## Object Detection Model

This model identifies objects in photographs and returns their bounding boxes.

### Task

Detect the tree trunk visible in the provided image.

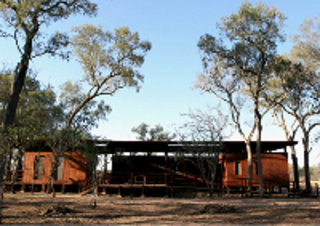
[92,166,97,208]
[11,148,24,194]
[0,153,6,199]
[1,36,34,218]
[291,147,300,190]
[66,95,95,128]
[246,142,253,192]
[256,117,263,198]
[6,152,12,175]
[3,37,33,128]
[0,154,6,224]
[303,140,311,193]
[209,160,218,197]
[47,152,60,197]
[16,149,24,171]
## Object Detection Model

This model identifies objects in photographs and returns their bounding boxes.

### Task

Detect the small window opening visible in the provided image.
[53,157,64,181]
[235,161,241,175]
[34,156,45,180]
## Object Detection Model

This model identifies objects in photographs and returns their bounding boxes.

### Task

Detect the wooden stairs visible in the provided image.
[79,177,93,196]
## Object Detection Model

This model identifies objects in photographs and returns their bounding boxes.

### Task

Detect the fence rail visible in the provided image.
[97,172,208,187]
[4,170,23,182]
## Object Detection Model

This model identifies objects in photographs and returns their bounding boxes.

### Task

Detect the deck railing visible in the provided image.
[97,171,207,187]
[4,170,23,182]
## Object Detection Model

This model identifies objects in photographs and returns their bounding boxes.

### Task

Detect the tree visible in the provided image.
[131,123,149,141]
[132,123,176,141]
[196,2,286,197]
[177,107,228,197]
[80,141,100,208]
[271,106,300,190]
[290,16,320,72]
[0,0,97,202]
[269,16,320,193]
[132,123,176,156]
[67,24,152,127]
[46,24,151,196]
[45,80,108,196]
[1,72,63,137]
[290,16,320,193]
[0,71,64,193]
[274,57,320,193]
[59,80,110,135]
[0,0,97,129]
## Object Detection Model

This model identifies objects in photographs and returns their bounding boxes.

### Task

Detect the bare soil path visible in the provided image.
[2,193,320,224]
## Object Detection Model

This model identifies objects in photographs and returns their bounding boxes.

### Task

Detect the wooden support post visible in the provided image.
[41,183,45,193]
[21,183,25,193]
[241,180,244,198]
[171,173,174,197]
[164,152,168,185]
[61,184,65,193]
[194,184,198,198]
[165,187,169,198]
[118,186,122,197]
[141,186,145,198]
[183,161,186,176]
[104,154,107,177]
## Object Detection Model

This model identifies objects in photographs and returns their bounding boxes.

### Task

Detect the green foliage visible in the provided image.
[196,1,286,119]
[0,70,11,112]
[0,0,97,130]
[59,80,111,133]
[198,1,285,88]
[131,122,149,141]
[196,2,286,144]
[66,24,151,127]
[291,16,320,72]
[0,0,97,59]
[289,163,320,182]
[196,2,286,196]
[0,71,63,139]
[132,123,176,141]
[71,24,151,92]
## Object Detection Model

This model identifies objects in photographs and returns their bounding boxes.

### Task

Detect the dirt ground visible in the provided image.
[1,192,320,224]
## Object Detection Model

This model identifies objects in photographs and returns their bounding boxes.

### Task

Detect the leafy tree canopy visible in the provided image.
[66,24,151,127]
[132,123,176,141]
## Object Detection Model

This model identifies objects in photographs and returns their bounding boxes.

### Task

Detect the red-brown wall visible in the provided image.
[223,152,289,188]
[23,151,87,185]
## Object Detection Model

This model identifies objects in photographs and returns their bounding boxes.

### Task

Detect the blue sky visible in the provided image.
[1,0,320,166]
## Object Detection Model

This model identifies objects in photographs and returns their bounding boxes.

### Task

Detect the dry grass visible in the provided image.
[1,193,320,224]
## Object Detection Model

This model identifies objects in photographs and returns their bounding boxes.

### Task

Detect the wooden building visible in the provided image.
[4,140,297,196]
[93,140,296,196]
[4,147,87,193]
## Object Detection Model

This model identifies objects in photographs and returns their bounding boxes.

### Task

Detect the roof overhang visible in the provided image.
[91,140,298,154]
[24,140,297,154]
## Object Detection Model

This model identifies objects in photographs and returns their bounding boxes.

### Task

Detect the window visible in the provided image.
[53,157,64,181]
[34,156,45,180]
[235,161,241,175]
